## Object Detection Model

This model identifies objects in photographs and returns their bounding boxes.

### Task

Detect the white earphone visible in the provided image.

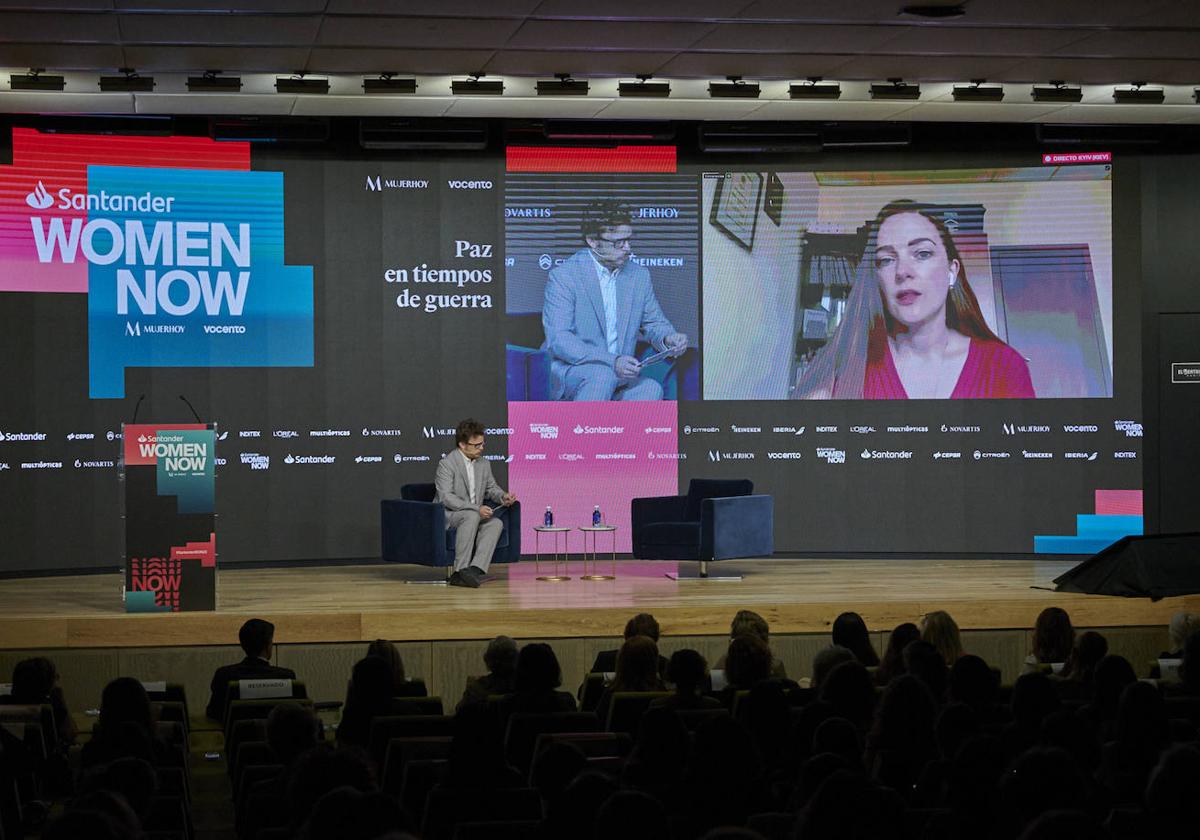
[948,271,956,288]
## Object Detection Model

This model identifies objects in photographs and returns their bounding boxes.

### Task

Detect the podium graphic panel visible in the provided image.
[122,423,217,612]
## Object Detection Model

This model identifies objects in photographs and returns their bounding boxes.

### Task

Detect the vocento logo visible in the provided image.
[0,129,314,398]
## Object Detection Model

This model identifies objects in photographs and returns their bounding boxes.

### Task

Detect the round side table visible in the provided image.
[578,525,617,581]
[532,526,572,581]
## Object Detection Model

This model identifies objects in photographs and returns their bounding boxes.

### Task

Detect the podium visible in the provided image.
[121,423,217,613]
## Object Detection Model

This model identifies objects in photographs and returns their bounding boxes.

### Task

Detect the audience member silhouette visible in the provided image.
[622,706,690,804]
[650,648,722,711]
[593,789,669,840]
[75,756,158,826]
[1079,654,1136,739]
[1005,671,1062,759]
[921,610,963,667]
[457,635,517,711]
[300,784,406,840]
[285,744,376,834]
[1097,679,1170,803]
[865,674,938,798]
[496,642,576,722]
[811,717,863,770]
[716,610,788,678]
[539,770,617,840]
[818,659,876,732]
[337,655,401,748]
[595,635,666,724]
[1025,607,1074,673]
[1144,743,1200,834]
[1062,630,1107,686]
[42,789,141,840]
[445,704,522,789]
[1016,809,1108,840]
[7,657,77,748]
[997,747,1088,838]
[1178,629,1200,695]
[206,617,297,722]
[810,644,854,691]
[832,611,880,667]
[1163,612,1200,660]
[80,677,167,769]
[876,622,920,685]
[590,613,667,674]
[366,639,424,697]
[796,769,906,840]
[902,639,948,701]
[720,634,774,705]
[681,716,766,835]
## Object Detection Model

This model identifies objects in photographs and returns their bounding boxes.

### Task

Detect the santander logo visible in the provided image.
[26,181,53,210]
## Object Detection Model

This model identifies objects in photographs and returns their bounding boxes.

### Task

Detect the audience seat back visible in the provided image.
[369,715,455,767]
[605,691,671,734]
[504,711,600,774]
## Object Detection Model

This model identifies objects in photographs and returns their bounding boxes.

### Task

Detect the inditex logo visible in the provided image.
[26,181,53,210]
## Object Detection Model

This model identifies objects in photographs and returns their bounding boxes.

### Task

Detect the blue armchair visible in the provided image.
[381,483,521,579]
[505,344,700,401]
[632,479,774,580]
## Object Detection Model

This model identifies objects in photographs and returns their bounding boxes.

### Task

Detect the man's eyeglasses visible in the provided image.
[464,440,485,449]
[598,236,634,250]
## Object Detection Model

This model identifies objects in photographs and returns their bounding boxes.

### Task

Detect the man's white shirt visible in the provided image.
[460,449,476,503]
[588,250,621,355]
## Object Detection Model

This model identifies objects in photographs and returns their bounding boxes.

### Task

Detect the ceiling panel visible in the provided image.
[0,0,113,9]
[505,20,717,51]
[122,45,311,72]
[996,57,1200,85]
[654,51,849,79]
[482,50,677,78]
[0,90,133,111]
[749,98,918,121]
[443,95,610,118]
[733,0,919,23]
[0,11,121,42]
[825,54,1024,82]
[306,48,497,76]
[689,23,902,54]
[117,13,321,45]
[933,0,1177,27]
[871,25,1093,57]
[116,1,325,9]
[316,16,523,50]
[591,96,766,120]
[899,101,1071,122]
[1040,102,1198,123]
[324,0,540,15]
[0,43,124,69]
[133,91,295,113]
[534,0,753,18]
[1056,30,1200,60]
[289,95,455,117]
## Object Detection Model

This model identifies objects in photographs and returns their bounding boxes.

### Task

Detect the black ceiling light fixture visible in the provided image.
[1112,82,1164,104]
[789,77,841,100]
[10,68,65,91]
[1032,81,1083,103]
[900,3,967,18]
[870,78,920,100]
[187,70,242,92]
[952,79,1004,102]
[363,73,417,94]
[619,74,670,98]
[536,73,589,96]
[99,67,154,92]
[275,73,329,94]
[451,73,504,95]
[709,76,760,98]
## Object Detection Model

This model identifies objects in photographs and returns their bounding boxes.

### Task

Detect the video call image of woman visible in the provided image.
[795,200,1035,400]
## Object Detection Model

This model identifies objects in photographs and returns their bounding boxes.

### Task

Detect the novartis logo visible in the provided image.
[26,181,53,210]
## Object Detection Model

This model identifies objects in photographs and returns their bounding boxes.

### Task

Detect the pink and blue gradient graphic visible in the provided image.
[1034,489,1143,553]
[507,401,680,553]
[0,128,249,294]
[85,165,314,398]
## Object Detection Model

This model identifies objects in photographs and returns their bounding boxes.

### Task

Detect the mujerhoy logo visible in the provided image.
[26,181,53,210]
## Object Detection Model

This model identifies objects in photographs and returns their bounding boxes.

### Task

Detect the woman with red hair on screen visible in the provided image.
[795,200,1034,400]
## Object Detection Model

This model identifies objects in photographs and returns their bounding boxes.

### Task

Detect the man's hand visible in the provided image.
[664,333,688,358]
[501,492,518,507]
[479,505,493,520]
[615,355,642,380]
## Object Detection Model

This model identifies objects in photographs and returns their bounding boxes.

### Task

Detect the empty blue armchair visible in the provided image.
[632,479,773,579]
[381,483,521,575]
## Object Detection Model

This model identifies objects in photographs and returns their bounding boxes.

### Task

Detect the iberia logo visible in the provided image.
[0,129,314,399]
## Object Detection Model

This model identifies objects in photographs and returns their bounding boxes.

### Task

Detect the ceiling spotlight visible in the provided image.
[900,3,966,18]
[870,78,920,100]
[789,78,841,100]
[10,69,65,91]
[187,71,242,93]
[363,73,417,94]
[536,73,589,96]
[709,76,760,99]
[1032,81,1083,103]
[619,75,670,98]
[275,74,329,95]
[99,68,154,92]
[1112,83,1164,104]
[451,74,504,96]
[952,80,1004,102]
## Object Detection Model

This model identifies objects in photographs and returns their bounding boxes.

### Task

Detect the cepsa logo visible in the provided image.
[0,129,314,399]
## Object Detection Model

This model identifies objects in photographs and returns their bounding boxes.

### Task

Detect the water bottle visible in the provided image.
[544,506,553,527]
[592,505,602,526]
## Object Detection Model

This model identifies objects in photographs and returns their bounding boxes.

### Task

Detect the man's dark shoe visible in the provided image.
[448,571,479,589]
[467,566,488,582]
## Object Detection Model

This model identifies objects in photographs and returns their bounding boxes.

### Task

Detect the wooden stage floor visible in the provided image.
[1,558,1196,651]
